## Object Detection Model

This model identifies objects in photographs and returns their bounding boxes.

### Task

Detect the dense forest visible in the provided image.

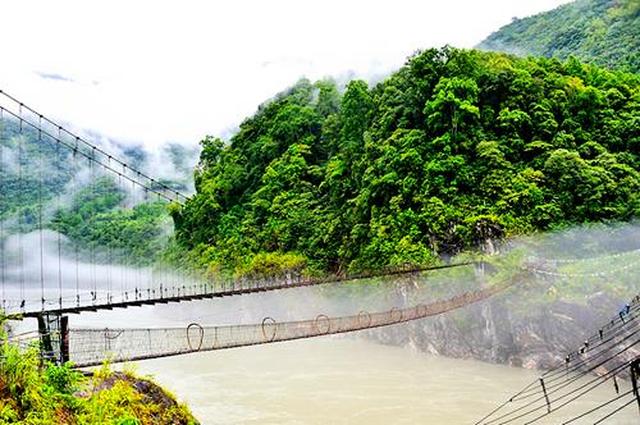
[172,47,640,277]
[479,0,640,73]
[51,179,171,266]
[0,121,194,265]
[4,1,640,279]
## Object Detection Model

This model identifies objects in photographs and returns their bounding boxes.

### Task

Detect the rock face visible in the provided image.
[364,290,630,371]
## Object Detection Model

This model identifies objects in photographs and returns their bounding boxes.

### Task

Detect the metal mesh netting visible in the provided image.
[68,280,511,367]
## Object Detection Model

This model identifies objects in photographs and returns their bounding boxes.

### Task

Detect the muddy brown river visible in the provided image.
[122,338,636,425]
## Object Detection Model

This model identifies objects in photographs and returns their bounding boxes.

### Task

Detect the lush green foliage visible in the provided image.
[174,47,640,276]
[479,0,640,73]
[0,323,197,424]
[0,120,190,266]
[51,178,172,266]
[0,122,72,232]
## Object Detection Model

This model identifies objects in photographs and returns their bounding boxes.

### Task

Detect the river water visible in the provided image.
[123,337,636,425]
[8,264,638,424]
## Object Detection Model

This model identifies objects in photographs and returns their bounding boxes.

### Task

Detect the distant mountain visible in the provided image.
[478,0,640,73]
[0,119,198,264]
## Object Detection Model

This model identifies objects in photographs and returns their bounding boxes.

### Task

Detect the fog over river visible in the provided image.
[8,224,640,424]
[9,283,638,424]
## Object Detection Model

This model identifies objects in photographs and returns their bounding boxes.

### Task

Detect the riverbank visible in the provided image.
[0,334,198,425]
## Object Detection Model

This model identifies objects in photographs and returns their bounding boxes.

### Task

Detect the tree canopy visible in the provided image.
[174,47,640,276]
[478,0,640,73]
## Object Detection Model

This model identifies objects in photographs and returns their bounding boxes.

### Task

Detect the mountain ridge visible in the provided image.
[478,0,640,73]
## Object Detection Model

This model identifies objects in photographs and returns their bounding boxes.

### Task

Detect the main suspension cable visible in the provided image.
[0,89,189,203]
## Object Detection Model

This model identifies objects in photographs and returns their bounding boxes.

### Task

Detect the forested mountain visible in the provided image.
[0,121,196,264]
[478,0,640,73]
[173,48,640,276]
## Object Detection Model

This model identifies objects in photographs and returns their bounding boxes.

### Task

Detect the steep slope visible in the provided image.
[478,0,640,73]
[174,48,640,276]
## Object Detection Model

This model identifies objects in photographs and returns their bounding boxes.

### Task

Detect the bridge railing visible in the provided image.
[67,279,509,367]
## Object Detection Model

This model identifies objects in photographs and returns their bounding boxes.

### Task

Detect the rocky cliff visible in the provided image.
[365,288,633,371]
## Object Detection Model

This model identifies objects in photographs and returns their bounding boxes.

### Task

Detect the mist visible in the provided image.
[4,101,640,368]
[7,221,640,323]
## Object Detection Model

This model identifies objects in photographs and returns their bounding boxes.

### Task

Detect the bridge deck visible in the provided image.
[17,262,475,318]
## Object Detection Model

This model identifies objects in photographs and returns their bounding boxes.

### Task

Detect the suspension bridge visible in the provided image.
[1,89,640,423]
[0,88,501,361]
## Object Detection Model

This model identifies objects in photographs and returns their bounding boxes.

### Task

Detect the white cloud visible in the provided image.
[0,0,571,148]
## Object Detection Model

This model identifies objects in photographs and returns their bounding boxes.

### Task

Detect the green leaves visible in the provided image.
[479,0,640,74]
[43,363,82,395]
[0,341,197,424]
[175,47,640,275]
[424,76,480,143]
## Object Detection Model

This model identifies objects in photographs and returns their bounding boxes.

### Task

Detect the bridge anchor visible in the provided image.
[36,313,69,365]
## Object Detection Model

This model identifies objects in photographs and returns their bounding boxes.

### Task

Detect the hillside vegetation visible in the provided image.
[478,0,640,73]
[173,47,640,276]
[0,121,193,265]
[0,321,198,424]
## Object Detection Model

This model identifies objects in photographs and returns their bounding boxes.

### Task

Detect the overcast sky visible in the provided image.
[0,0,571,148]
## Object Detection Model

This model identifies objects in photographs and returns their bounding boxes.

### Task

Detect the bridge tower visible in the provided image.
[37,313,70,365]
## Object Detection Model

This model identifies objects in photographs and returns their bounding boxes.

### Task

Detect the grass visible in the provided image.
[0,319,198,425]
